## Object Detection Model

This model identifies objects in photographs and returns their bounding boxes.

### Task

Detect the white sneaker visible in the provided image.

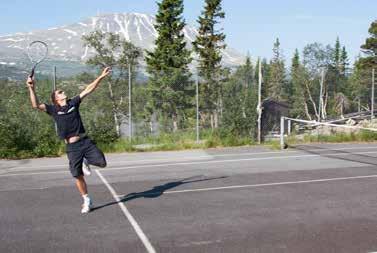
[83,159,91,176]
[81,199,93,214]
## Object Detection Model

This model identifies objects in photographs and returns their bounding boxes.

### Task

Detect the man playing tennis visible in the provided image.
[26,67,111,214]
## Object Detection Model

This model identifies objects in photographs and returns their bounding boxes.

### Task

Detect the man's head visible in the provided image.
[51,89,67,106]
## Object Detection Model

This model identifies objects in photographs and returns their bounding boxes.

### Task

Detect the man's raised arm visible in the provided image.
[26,76,46,112]
[79,67,111,100]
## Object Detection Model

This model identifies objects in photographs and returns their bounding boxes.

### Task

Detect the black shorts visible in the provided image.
[66,137,107,178]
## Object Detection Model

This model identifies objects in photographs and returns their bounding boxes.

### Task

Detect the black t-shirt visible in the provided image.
[44,96,86,139]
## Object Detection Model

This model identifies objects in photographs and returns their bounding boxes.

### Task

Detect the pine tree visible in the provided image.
[193,0,226,129]
[340,46,349,77]
[222,56,257,138]
[268,38,286,101]
[360,20,377,68]
[261,58,270,99]
[145,0,193,132]
[290,49,311,119]
[239,54,254,89]
[334,37,341,70]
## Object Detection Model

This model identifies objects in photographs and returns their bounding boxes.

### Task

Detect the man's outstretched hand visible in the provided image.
[100,67,112,78]
[26,76,35,89]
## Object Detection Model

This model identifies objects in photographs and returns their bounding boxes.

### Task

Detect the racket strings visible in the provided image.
[27,42,48,64]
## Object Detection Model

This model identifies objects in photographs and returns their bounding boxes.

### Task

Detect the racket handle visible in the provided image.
[30,67,35,78]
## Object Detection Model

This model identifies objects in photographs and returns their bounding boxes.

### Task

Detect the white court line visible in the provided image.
[2,150,377,177]
[95,169,156,253]
[3,145,377,171]
[163,174,377,194]
[100,150,377,172]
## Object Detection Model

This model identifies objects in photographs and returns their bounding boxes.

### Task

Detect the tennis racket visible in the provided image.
[27,40,48,78]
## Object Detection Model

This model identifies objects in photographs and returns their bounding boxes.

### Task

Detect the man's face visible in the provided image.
[55,90,67,101]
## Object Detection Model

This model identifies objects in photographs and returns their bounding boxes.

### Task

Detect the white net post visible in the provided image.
[280,116,285,150]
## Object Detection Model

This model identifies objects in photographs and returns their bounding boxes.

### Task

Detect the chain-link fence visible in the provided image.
[3,65,377,158]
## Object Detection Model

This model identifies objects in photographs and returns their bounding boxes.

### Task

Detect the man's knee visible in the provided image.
[98,161,107,168]
[93,159,106,168]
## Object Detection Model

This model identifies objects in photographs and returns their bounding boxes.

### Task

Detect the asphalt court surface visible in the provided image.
[2,144,377,252]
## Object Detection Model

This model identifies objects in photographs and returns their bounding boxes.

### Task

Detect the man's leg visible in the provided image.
[83,138,107,168]
[75,175,92,213]
[67,143,92,213]
[75,175,88,195]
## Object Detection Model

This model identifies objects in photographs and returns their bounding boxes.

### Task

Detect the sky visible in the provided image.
[0,0,376,63]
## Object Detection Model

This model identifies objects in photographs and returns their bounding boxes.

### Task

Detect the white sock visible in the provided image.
[82,194,90,203]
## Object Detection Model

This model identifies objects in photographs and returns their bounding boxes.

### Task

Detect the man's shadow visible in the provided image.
[92,175,228,211]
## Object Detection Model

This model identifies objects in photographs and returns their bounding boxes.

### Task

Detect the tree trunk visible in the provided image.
[172,113,178,132]
[108,82,121,137]
[303,80,319,120]
[321,92,329,119]
[304,101,312,121]
[214,111,219,128]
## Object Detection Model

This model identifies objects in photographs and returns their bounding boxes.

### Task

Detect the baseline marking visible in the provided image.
[2,150,377,177]
[162,174,377,194]
[95,170,156,253]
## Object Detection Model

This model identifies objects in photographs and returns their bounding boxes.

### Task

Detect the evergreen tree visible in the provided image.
[260,58,270,99]
[222,56,257,138]
[349,20,377,112]
[268,38,286,101]
[334,37,341,70]
[193,0,226,129]
[145,0,193,132]
[360,20,377,68]
[241,54,254,89]
[340,46,349,77]
[290,49,304,118]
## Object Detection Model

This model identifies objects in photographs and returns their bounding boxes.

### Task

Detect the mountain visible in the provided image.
[0,13,245,80]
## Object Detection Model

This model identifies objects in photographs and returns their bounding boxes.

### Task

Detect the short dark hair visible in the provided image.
[51,90,58,106]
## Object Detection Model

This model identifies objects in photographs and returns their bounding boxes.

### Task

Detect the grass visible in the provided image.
[97,129,255,153]
[8,129,377,160]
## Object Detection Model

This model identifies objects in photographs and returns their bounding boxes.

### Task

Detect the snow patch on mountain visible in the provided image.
[63,29,78,36]
[0,12,245,74]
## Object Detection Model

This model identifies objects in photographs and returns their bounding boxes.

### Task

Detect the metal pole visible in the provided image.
[53,66,56,91]
[53,66,58,134]
[128,59,132,141]
[372,68,375,120]
[257,58,262,144]
[196,74,199,143]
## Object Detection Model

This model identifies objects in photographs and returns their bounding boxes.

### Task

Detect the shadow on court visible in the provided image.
[291,144,377,167]
[91,175,227,211]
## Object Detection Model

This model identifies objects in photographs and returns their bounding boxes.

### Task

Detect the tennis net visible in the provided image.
[280,117,377,150]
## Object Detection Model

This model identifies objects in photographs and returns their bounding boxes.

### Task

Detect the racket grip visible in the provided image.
[30,68,35,78]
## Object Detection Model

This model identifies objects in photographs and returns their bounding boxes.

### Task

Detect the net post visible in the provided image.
[280,116,285,150]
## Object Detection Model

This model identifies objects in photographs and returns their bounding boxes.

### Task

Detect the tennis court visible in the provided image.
[2,144,377,253]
